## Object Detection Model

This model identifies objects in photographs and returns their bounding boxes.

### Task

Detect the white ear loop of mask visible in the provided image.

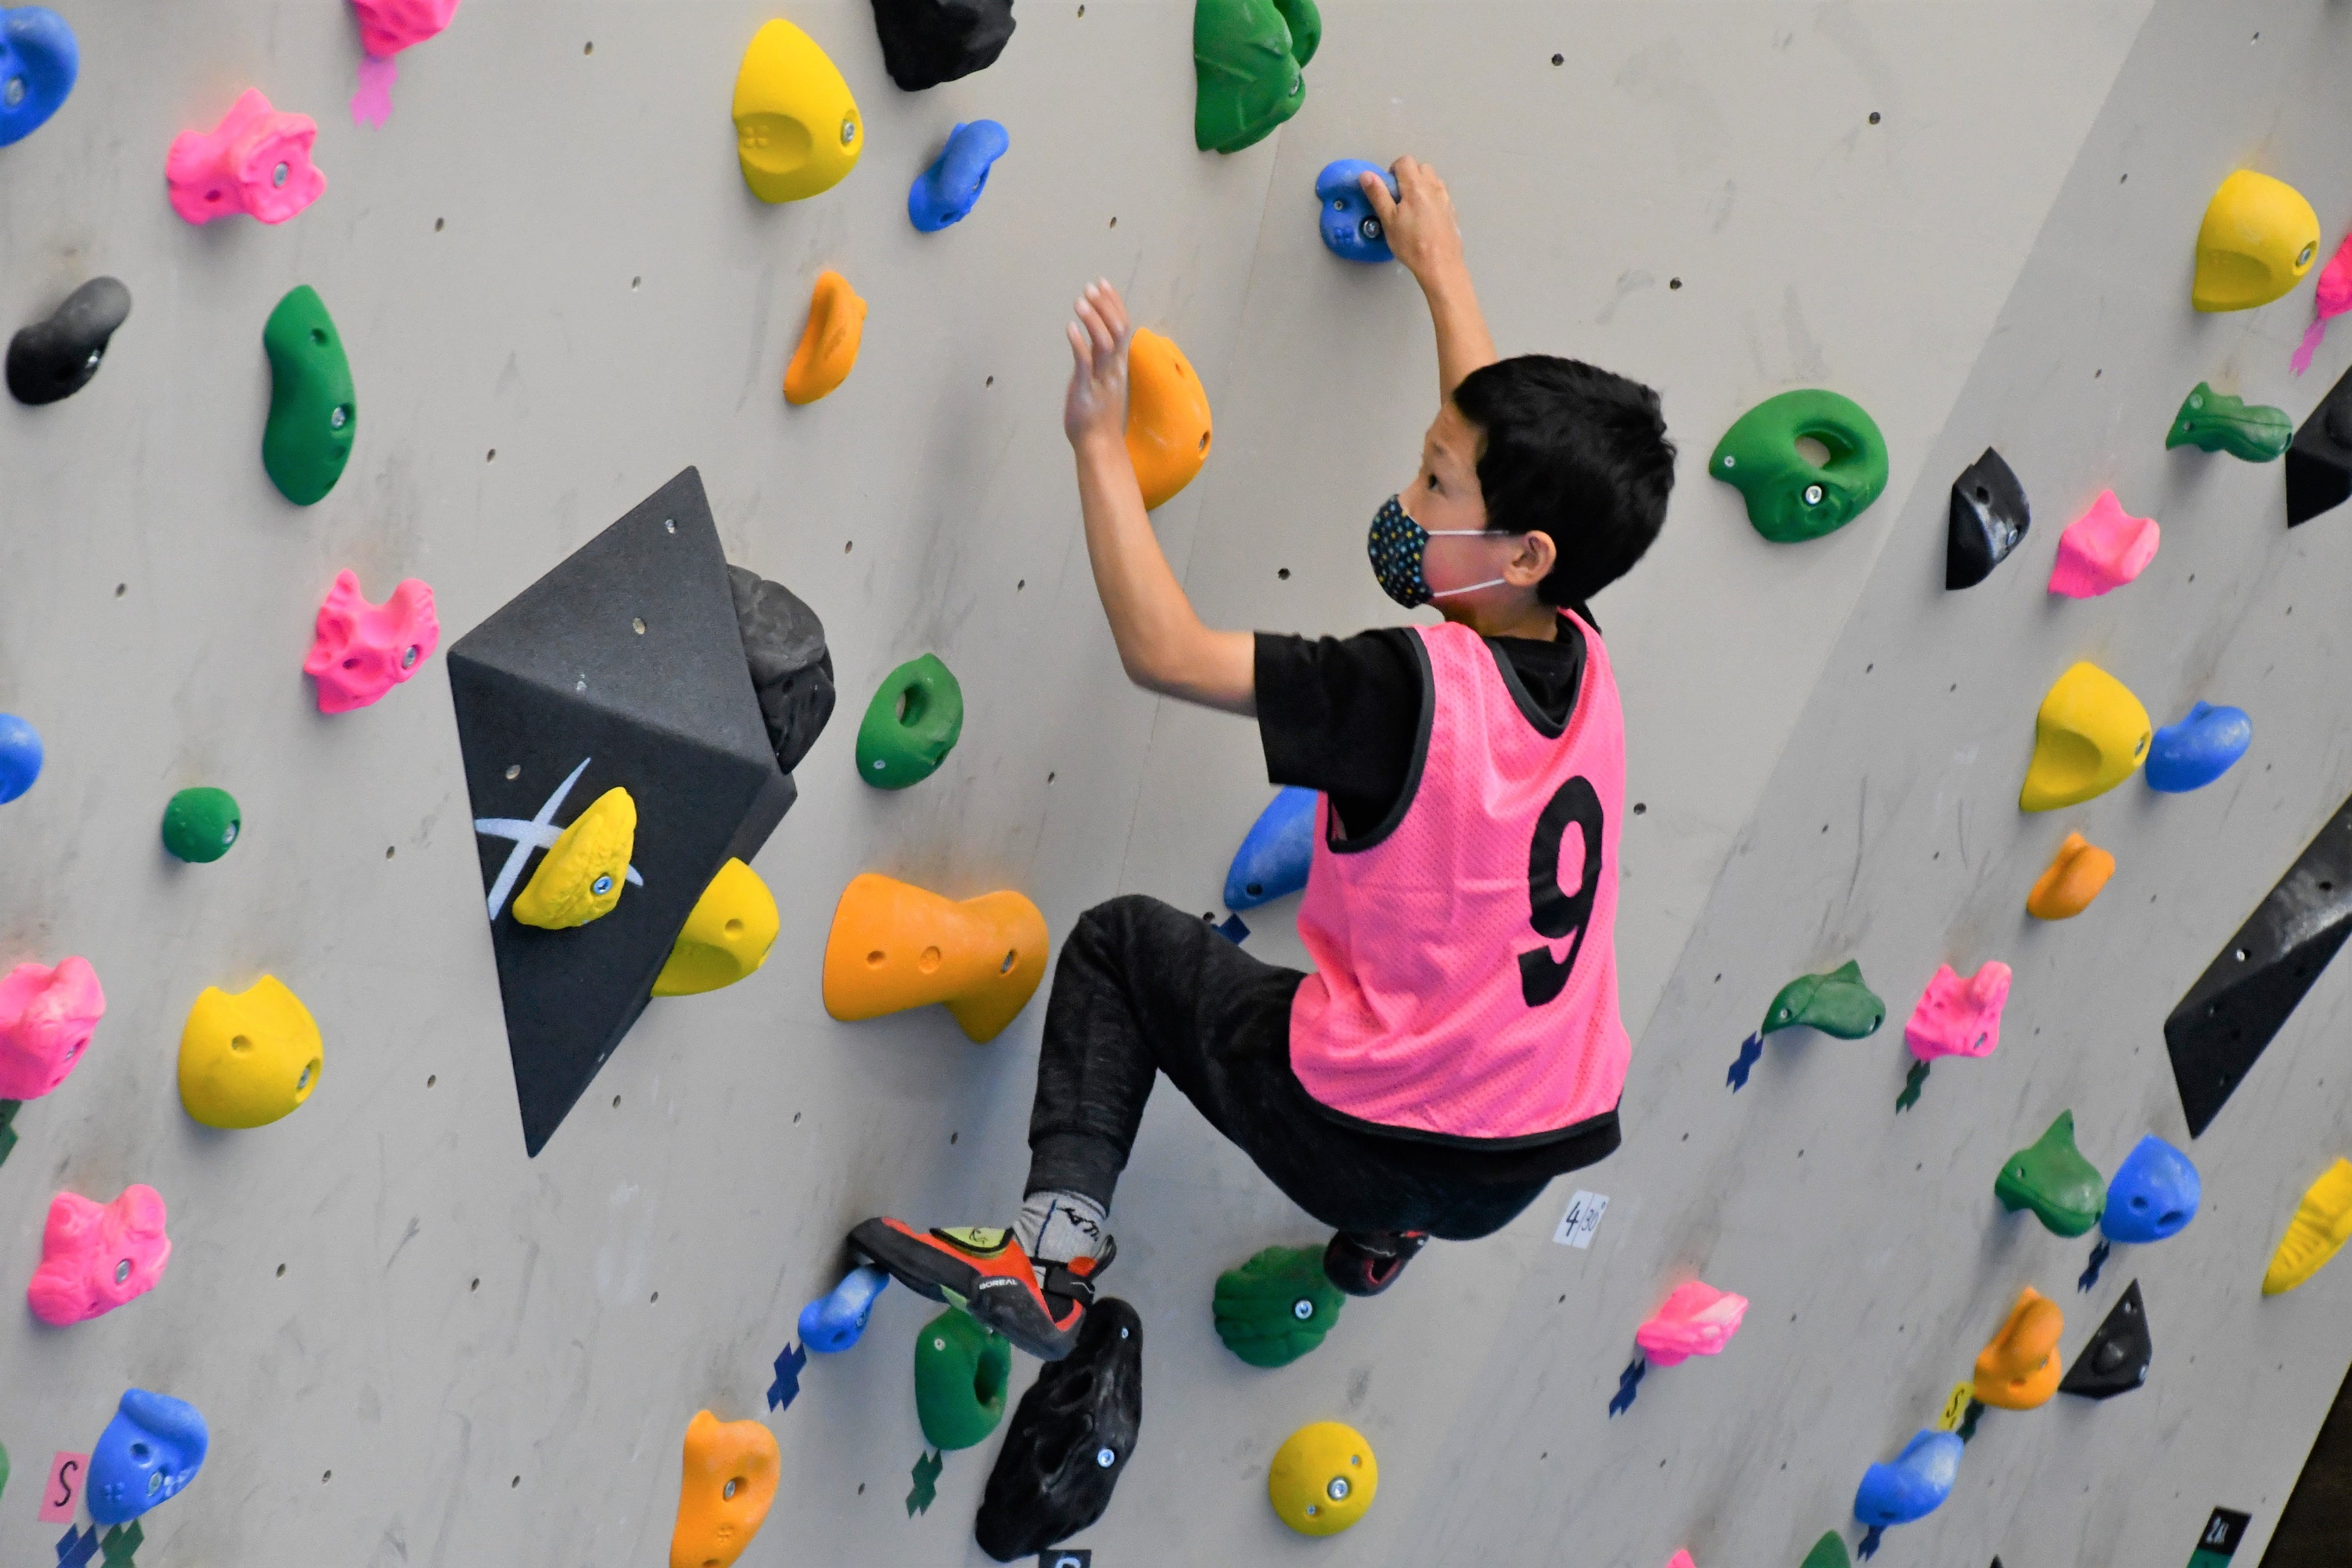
[1423,529,1516,599]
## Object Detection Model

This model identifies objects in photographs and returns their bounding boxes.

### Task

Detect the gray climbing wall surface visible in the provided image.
[6,1,2352,1564]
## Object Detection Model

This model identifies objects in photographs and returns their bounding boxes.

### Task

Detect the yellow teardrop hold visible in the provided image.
[654,859,781,996]
[178,975,324,1130]
[1126,328,1213,510]
[513,787,636,929]
[1268,1421,1379,1537]
[2193,169,2322,313]
[2019,662,2152,813]
[668,1410,779,1568]
[783,270,867,405]
[732,18,862,204]
[2263,1158,2352,1295]
[820,872,1048,1042]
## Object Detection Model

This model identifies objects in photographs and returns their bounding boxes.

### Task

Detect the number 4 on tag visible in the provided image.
[1553,1190,1609,1249]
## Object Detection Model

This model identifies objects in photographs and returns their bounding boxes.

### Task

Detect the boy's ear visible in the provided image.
[1508,528,1559,587]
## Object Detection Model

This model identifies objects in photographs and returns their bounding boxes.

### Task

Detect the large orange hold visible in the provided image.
[669,1411,779,1568]
[2026,832,2114,920]
[822,873,1048,1042]
[784,270,867,405]
[1125,327,1212,510]
[1972,1286,2063,1410]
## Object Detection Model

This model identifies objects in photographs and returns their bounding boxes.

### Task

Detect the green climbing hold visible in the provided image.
[1212,1244,1344,1367]
[1272,0,1320,66]
[161,787,241,864]
[1994,1110,2105,1238]
[856,654,964,789]
[1,1435,10,1506]
[913,1308,1011,1451]
[1710,389,1888,543]
[1193,0,1307,155]
[1799,1531,1851,1568]
[262,285,355,506]
[2166,382,2292,462]
[1762,961,1885,1039]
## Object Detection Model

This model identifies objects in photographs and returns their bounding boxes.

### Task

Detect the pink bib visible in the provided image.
[1289,616,1630,1140]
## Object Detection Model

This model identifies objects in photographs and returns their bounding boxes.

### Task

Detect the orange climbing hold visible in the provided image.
[1973,1286,2064,1410]
[669,1411,779,1568]
[2026,832,2115,920]
[783,270,866,405]
[1126,327,1212,510]
[821,872,1048,1042]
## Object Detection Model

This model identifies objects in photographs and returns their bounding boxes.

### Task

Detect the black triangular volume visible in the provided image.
[1946,447,2031,589]
[2287,364,2352,526]
[2164,788,2352,1137]
[2060,1279,2152,1400]
[870,0,1016,91]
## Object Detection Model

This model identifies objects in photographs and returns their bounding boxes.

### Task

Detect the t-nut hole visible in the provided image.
[116,1259,133,1283]
[402,645,420,669]
[273,161,290,187]
[1327,1476,1351,1501]
[1802,482,1826,507]
[330,405,349,430]
[1095,1447,1116,1468]
[917,945,944,974]
[223,823,239,845]
[723,1478,739,1500]
[1199,431,1211,451]
[505,764,522,780]
[1292,1297,1314,1320]
[297,1059,318,1093]
[631,617,646,635]
[2,77,24,108]
[230,1032,254,1053]
[310,327,327,346]
[1000,949,1017,974]
[148,1470,165,1494]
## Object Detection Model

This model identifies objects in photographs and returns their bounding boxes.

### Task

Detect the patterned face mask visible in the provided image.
[1365,495,1510,609]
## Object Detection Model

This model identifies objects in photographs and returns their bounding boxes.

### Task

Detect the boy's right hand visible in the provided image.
[1362,157,1465,285]
[1063,279,1133,457]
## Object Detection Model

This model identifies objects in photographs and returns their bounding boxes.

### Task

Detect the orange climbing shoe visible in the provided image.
[849,1217,1111,1361]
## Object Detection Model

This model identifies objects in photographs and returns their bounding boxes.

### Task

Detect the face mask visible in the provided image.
[1366,495,1509,608]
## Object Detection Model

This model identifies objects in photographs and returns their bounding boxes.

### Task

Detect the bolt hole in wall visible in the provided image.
[113,582,125,596]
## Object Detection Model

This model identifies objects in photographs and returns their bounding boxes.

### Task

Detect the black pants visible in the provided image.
[1025,895,1587,1241]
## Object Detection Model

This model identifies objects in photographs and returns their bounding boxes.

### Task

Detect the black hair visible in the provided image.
[1449,355,1675,606]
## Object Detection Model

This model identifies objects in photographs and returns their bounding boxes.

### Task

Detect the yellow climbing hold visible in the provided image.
[1127,328,1213,511]
[1268,1421,1377,1537]
[513,787,636,929]
[783,270,865,405]
[177,975,324,1129]
[732,19,862,204]
[2020,663,2152,813]
[2263,1158,2352,1295]
[654,859,780,996]
[2194,170,2321,313]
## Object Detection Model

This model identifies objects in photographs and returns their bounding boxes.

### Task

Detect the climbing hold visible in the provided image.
[2168,384,2292,461]
[0,6,75,146]
[2102,1136,2200,1244]
[1276,0,1320,63]
[732,19,861,203]
[1903,962,2009,1062]
[2295,232,2352,374]
[511,787,637,929]
[1801,1532,1853,1568]
[87,1391,206,1525]
[2026,832,2113,920]
[800,1264,889,1353]
[855,654,963,788]
[908,119,1008,232]
[2286,361,2352,526]
[2193,169,2321,313]
[2047,490,2158,599]
[2262,1158,2352,1295]
[1995,1111,2105,1238]
[27,1185,169,1326]
[974,1297,1142,1561]
[1224,786,1316,909]
[2060,1279,2151,1399]
[262,285,356,505]
[1664,1555,1695,1568]
[7,277,130,406]
[727,564,836,774]
[1973,1287,2063,1409]
[1127,327,1213,510]
[1213,1244,1345,1367]
[177,976,322,1130]
[653,859,779,996]
[821,873,1047,1043]
[1193,0,1310,154]
[2145,702,2251,793]
[1267,1420,1376,1538]
[1853,1430,1961,1526]
[303,571,437,713]
[160,787,241,864]
[783,271,865,405]
[1762,960,1885,1038]
[0,712,38,802]
[350,0,458,57]
[1709,390,1888,543]
[1315,159,1398,263]
[915,1309,1013,1450]
[1946,446,2029,589]
[0,956,102,1099]
[2019,662,2152,812]
[869,0,1016,91]
[669,1411,779,1568]
[1634,1280,1748,1366]
[166,90,326,224]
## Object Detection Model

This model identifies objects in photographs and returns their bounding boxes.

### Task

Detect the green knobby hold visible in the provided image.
[913,1308,1011,1451]
[262,285,356,505]
[856,654,964,789]
[905,1447,943,1516]
[1193,0,1307,154]
[1798,1531,1851,1568]
[1994,1110,2105,1238]
[1760,960,1885,1039]
[1710,388,1888,542]
[2167,382,2292,462]
[161,786,242,864]
[1213,1244,1344,1367]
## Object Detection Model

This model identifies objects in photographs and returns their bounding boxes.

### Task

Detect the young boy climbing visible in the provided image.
[853,157,1677,1361]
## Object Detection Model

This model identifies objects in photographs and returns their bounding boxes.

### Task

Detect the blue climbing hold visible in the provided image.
[1314,159,1398,264]
[799,1264,890,1353]
[87,1389,207,1525]
[2101,1134,2201,1244]
[0,7,76,148]
[1224,785,1317,909]
[908,119,1008,232]
[1853,1429,1961,1528]
[2145,702,2251,792]
[0,712,40,803]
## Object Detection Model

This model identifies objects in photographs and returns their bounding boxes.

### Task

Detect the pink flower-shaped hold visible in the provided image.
[351,0,460,57]
[303,571,440,714]
[165,89,327,226]
[1904,961,2011,1063]
[2048,490,2159,599]
[1664,1554,1698,1568]
[1634,1280,1749,1368]
[27,1186,171,1326]
[0,957,104,1101]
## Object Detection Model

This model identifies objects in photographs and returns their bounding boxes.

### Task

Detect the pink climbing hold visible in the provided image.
[165,90,327,226]
[1904,962,2011,1062]
[26,1185,171,1326]
[351,0,460,57]
[0,957,104,1101]
[1634,1280,1749,1368]
[1664,1554,1698,1568]
[2047,490,2158,599]
[2294,229,2352,376]
[303,571,440,714]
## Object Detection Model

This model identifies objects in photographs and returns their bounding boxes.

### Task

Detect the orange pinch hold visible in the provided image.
[1973,1286,2064,1410]
[1125,327,1213,510]
[2026,832,2115,921]
[784,270,867,405]
[669,1411,779,1568]
[821,872,1049,1043]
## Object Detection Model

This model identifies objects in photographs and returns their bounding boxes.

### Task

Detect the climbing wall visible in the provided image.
[8,1,2352,1564]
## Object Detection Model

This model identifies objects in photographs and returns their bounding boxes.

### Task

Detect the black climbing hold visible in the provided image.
[2059,1279,2151,1400]
[2286,362,2352,526]
[975,1298,1142,1563]
[869,0,1015,91]
[6,277,129,406]
[1946,447,2029,589]
[726,565,835,776]
[2163,786,2352,1137]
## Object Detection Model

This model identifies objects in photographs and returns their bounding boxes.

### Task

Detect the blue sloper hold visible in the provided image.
[1853,1430,1961,1528]
[0,712,40,803]
[55,1526,96,1568]
[2101,1135,2201,1244]
[89,1390,207,1525]
[2145,703,2251,792]
[800,1264,890,1353]
[908,119,1008,232]
[1607,1355,1645,1415]
[1314,159,1398,263]
[767,1341,808,1411]
[1224,785,1317,909]
[0,7,77,147]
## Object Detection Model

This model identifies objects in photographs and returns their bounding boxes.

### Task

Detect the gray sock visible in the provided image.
[1015,1189,1110,1265]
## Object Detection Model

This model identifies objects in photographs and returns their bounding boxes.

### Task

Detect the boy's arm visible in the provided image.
[1363,157,1497,403]
[1064,280,1257,716]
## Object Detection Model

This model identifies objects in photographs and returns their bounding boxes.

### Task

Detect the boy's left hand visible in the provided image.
[1063,279,1132,454]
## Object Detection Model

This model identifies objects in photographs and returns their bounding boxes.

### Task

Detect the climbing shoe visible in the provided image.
[1322,1230,1428,1297]
[849,1217,1111,1361]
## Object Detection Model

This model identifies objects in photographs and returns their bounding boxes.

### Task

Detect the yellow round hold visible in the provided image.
[732,19,862,204]
[178,975,323,1129]
[2193,170,2321,313]
[513,787,636,929]
[1268,1421,1377,1537]
[654,858,780,996]
[2019,662,2151,813]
